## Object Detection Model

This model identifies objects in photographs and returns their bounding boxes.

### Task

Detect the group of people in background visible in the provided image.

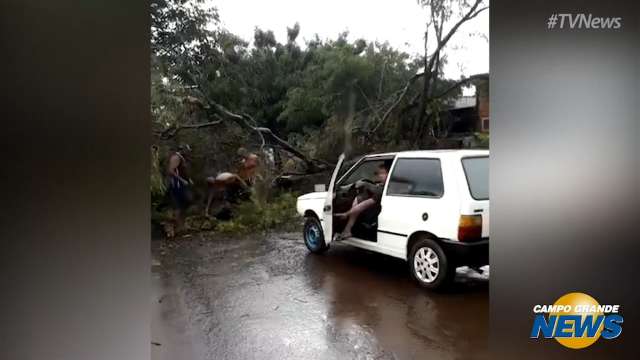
[165,145,259,234]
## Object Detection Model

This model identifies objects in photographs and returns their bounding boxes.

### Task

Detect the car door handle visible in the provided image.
[324,205,332,212]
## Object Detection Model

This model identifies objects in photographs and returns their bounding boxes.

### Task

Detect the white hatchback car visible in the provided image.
[296,150,489,289]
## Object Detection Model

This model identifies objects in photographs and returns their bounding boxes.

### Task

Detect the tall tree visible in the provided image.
[151,0,327,171]
[370,0,488,143]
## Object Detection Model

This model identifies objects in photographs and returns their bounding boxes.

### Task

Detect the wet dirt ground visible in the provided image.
[151,232,489,360]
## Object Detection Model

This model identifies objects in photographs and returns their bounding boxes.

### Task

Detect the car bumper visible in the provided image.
[440,238,489,266]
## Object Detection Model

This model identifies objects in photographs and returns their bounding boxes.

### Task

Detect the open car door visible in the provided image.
[323,153,345,245]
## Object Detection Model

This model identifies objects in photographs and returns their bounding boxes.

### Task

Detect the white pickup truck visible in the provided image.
[296,150,489,289]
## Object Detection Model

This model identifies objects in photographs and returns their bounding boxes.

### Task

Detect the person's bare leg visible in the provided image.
[334,198,358,239]
[174,209,183,234]
[206,178,229,216]
[336,197,359,220]
[338,198,375,218]
[205,192,213,216]
[340,198,376,237]
[204,177,216,216]
[341,213,357,237]
[205,190,214,216]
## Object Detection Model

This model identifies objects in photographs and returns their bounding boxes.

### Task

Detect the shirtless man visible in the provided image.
[166,145,193,234]
[205,152,259,216]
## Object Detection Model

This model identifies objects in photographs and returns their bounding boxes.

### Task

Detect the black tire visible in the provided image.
[409,237,454,290]
[303,217,329,254]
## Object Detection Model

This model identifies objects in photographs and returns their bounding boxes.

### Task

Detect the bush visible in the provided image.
[151,145,167,198]
[216,192,300,234]
[473,132,490,148]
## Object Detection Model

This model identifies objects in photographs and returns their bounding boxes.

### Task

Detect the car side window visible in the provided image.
[461,156,489,200]
[387,158,444,197]
[339,160,385,185]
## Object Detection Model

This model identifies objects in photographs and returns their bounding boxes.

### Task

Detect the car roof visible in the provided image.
[364,149,489,159]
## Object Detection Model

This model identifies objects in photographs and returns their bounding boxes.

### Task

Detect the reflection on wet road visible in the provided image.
[152,232,489,360]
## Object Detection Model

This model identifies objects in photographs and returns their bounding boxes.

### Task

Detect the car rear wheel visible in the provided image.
[409,237,454,290]
[303,217,328,254]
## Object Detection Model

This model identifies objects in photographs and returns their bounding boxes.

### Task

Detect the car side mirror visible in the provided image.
[314,184,326,192]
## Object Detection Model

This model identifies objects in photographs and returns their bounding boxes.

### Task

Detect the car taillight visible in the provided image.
[458,215,482,242]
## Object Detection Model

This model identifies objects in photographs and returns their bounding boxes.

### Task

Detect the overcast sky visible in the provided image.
[210,0,488,90]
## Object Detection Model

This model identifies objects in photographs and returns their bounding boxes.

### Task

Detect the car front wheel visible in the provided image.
[303,217,328,254]
[409,237,454,289]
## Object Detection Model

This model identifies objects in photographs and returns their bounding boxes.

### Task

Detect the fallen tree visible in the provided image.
[154,94,332,173]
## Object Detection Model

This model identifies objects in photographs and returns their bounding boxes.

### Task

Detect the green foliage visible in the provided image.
[216,193,300,234]
[150,145,166,197]
[473,132,490,148]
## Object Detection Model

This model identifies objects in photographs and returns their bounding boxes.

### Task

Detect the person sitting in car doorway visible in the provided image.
[204,149,260,218]
[334,163,389,240]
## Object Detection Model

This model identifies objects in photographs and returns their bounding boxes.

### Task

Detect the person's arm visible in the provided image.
[233,174,250,189]
[168,155,189,185]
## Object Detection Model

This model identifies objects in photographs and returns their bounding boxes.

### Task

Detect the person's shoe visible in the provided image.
[333,232,352,242]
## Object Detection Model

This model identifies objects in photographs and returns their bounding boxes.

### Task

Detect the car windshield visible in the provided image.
[461,157,489,200]
[339,159,390,185]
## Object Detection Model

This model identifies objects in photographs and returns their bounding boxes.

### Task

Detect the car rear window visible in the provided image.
[461,157,489,200]
[387,158,444,197]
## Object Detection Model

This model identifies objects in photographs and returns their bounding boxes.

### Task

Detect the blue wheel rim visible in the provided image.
[306,223,320,248]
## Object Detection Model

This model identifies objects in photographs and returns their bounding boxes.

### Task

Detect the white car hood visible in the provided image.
[297,191,327,201]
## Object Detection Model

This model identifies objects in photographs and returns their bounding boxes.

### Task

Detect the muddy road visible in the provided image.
[151,231,489,360]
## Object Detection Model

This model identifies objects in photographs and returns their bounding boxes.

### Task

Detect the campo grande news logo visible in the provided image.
[530,292,623,349]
